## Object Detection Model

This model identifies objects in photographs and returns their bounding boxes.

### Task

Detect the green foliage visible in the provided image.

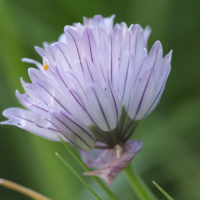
[0,0,200,199]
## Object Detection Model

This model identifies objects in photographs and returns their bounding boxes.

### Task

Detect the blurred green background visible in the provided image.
[0,0,200,199]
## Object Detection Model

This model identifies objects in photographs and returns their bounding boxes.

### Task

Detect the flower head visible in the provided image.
[1,15,172,183]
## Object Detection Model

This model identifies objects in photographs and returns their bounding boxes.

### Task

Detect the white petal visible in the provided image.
[127,69,156,120]
[20,78,39,99]
[142,41,163,75]
[64,27,84,72]
[32,79,70,113]
[58,33,67,44]
[131,24,146,65]
[51,42,72,69]
[53,66,92,125]
[15,90,48,117]
[21,58,44,72]
[34,46,47,58]
[1,108,65,141]
[144,26,152,49]
[85,84,118,131]
[49,111,95,151]
[134,70,156,120]
[28,68,56,87]
[144,50,172,117]
[110,25,123,92]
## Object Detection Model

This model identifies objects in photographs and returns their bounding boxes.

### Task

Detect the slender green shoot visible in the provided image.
[124,164,157,200]
[153,181,174,200]
[56,152,102,200]
[58,135,119,200]
[58,136,89,171]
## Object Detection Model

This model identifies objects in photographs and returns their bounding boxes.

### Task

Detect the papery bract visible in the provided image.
[82,140,142,186]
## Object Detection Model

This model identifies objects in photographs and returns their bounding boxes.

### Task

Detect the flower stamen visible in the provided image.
[115,144,123,158]
[43,64,49,70]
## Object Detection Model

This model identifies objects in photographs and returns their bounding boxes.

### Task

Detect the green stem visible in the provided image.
[124,165,157,200]
[56,153,102,200]
[58,136,119,200]
[153,181,174,200]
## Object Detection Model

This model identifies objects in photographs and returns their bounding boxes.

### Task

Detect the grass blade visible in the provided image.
[153,181,174,200]
[58,135,119,200]
[55,152,102,200]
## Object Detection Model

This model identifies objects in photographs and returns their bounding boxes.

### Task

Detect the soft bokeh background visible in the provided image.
[0,0,200,199]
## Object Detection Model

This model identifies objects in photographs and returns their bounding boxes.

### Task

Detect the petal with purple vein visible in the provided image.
[1,108,64,141]
[49,111,95,151]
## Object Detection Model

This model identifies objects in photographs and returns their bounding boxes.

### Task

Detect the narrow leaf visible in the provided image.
[153,181,174,200]
[55,152,102,200]
[58,135,90,171]
[58,135,119,200]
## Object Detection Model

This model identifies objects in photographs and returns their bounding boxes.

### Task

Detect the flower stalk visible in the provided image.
[56,153,102,200]
[58,136,119,200]
[124,165,158,200]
